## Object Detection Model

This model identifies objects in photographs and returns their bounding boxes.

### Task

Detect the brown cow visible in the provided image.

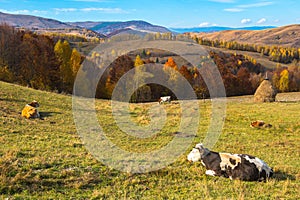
[250,120,272,128]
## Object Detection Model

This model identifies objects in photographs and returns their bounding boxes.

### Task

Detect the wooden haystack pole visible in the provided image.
[254,78,277,102]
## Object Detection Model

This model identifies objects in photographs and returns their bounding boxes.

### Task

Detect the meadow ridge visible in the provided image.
[0,80,300,199]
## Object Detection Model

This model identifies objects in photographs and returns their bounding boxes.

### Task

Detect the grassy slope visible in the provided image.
[194,24,300,48]
[0,81,300,199]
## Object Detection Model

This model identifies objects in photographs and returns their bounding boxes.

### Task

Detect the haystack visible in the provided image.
[254,79,277,102]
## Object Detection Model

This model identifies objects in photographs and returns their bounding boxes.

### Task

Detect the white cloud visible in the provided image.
[0,9,30,14]
[54,8,77,12]
[224,8,244,12]
[274,19,280,23]
[80,7,126,13]
[53,7,128,14]
[238,1,273,8]
[198,22,210,27]
[31,10,48,15]
[224,1,273,13]
[0,9,48,15]
[257,18,266,24]
[241,18,252,24]
[198,22,218,27]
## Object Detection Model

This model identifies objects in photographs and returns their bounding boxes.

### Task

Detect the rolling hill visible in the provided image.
[0,11,74,29]
[0,11,107,39]
[189,24,300,48]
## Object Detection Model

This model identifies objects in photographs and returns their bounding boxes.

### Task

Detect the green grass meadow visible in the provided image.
[0,81,300,199]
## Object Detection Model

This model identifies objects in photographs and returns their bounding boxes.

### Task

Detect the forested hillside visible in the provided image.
[188,24,300,48]
[0,23,84,93]
[187,34,300,64]
[1,23,300,101]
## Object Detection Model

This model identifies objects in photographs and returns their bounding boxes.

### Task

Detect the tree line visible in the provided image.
[1,24,299,101]
[0,23,83,93]
[86,49,295,101]
[271,64,300,93]
[190,35,300,64]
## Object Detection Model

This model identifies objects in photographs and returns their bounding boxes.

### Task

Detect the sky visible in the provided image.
[0,0,299,28]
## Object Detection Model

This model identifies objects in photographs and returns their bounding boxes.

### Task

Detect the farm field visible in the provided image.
[0,80,300,199]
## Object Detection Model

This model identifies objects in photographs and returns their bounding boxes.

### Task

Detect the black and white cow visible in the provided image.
[187,143,273,181]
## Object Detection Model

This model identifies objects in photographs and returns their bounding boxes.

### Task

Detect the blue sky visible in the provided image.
[0,0,299,28]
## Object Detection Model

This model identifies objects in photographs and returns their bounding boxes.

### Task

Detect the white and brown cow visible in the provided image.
[187,143,273,181]
[158,96,171,104]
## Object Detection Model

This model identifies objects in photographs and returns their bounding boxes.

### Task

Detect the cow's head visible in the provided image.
[187,143,210,162]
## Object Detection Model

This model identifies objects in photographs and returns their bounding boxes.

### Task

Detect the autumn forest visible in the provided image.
[1,23,300,102]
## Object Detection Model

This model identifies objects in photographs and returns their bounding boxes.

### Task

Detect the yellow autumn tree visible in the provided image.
[54,40,73,92]
[133,55,153,102]
[70,48,82,77]
[134,55,144,67]
[279,69,289,92]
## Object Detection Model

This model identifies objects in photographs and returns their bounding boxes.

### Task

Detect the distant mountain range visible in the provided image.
[69,21,171,36]
[0,11,280,36]
[0,12,171,37]
[170,26,277,33]
[0,10,299,47]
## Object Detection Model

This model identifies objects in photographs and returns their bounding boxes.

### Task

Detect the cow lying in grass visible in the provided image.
[158,96,171,104]
[187,143,273,181]
[21,100,40,119]
[250,120,272,128]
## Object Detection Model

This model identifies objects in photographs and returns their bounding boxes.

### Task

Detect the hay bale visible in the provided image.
[254,80,277,102]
